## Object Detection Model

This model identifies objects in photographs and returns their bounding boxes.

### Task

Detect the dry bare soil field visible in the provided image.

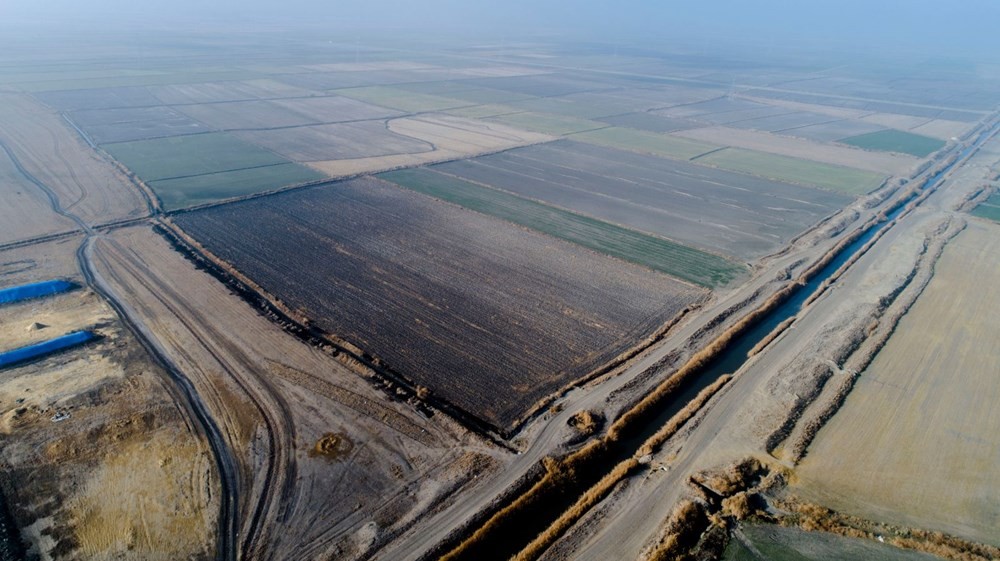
[173,177,704,431]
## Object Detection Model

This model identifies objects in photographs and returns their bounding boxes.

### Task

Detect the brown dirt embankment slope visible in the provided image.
[793,220,1000,546]
[0,93,147,225]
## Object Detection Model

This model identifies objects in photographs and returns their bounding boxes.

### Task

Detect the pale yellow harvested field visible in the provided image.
[794,222,1000,546]
[308,113,554,177]
[0,93,147,225]
[909,118,975,140]
[674,125,917,175]
[0,146,78,244]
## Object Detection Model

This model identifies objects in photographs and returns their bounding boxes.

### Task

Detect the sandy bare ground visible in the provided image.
[307,113,554,177]
[0,147,78,245]
[89,225,495,561]
[0,94,147,225]
[793,221,1000,546]
[0,287,217,561]
[674,125,917,176]
[0,291,111,353]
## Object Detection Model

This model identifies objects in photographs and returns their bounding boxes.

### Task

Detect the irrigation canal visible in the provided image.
[450,116,1000,561]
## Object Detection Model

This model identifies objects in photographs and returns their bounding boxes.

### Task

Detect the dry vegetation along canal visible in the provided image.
[2,32,999,561]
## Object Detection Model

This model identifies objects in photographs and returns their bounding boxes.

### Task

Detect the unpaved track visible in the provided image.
[1,138,236,561]
[88,234,295,560]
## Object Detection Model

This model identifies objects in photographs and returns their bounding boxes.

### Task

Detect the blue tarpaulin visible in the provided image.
[0,279,77,306]
[0,331,98,369]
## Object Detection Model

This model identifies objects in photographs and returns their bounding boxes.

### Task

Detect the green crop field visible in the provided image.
[150,163,326,210]
[379,168,746,288]
[971,200,1000,223]
[696,147,886,195]
[839,129,946,157]
[487,112,607,136]
[333,86,470,112]
[104,132,289,181]
[570,127,719,161]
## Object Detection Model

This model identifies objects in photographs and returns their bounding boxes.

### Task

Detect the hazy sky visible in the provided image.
[3,1,999,60]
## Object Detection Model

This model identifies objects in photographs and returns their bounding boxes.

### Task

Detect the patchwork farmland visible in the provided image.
[174,177,704,430]
[5,31,998,561]
[424,140,851,260]
[102,133,327,209]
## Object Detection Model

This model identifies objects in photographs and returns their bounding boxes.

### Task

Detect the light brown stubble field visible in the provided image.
[793,220,1000,546]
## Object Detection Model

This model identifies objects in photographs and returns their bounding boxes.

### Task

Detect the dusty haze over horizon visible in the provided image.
[1,0,999,63]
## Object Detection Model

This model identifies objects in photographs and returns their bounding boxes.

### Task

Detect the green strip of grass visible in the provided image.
[570,127,719,160]
[379,168,745,288]
[971,202,1000,223]
[839,129,946,157]
[151,163,327,210]
[696,147,886,195]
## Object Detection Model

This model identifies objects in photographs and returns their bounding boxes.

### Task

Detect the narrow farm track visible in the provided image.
[90,235,299,561]
[1,139,238,561]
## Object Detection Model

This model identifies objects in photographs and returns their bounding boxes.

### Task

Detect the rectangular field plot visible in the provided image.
[148,79,317,105]
[68,106,210,144]
[838,129,946,157]
[234,121,432,161]
[486,112,606,136]
[695,147,886,194]
[177,96,402,130]
[673,126,916,176]
[36,86,164,111]
[149,163,325,210]
[174,177,703,430]
[794,223,1000,546]
[429,141,850,260]
[598,112,701,133]
[726,111,838,132]
[462,74,617,97]
[394,82,534,104]
[570,127,718,160]
[780,120,887,143]
[103,132,288,181]
[379,168,745,287]
[971,195,1000,223]
[333,86,471,112]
